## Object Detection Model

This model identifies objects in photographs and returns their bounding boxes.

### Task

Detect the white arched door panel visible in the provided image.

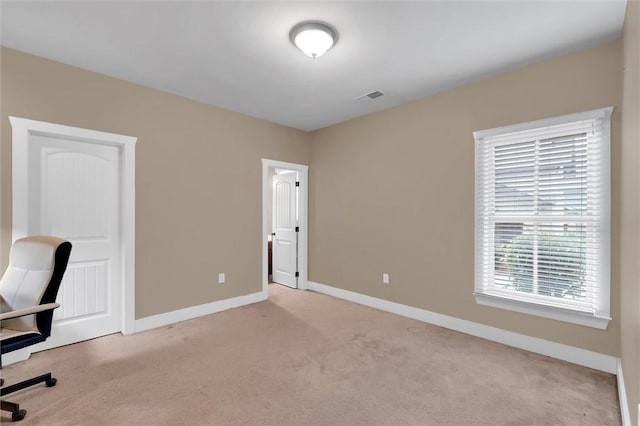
[11,117,137,352]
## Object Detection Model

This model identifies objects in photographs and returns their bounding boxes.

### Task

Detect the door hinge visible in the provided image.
[295,181,300,187]
[295,226,299,232]
[295,272,299,278]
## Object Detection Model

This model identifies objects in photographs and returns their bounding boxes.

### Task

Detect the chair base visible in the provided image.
[1,373,57,422]
[1,400,26,422]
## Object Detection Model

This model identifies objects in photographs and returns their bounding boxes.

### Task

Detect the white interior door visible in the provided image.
[26,134,122,350]
[272,171,298,288]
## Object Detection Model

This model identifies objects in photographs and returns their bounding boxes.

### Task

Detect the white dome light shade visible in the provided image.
[290,22,338,59]
[294,29,333,58]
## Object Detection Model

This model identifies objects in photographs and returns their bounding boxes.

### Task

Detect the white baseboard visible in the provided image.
[618,359,632,426]
[2,347,31,366]
[307,281,618,374]
[134,291,267,333]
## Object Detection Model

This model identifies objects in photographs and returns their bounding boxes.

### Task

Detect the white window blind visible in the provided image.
[474,107,612,329]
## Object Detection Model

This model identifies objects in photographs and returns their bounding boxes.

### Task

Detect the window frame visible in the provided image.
[473,107,612,330]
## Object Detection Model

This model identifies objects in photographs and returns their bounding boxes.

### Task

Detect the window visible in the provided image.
[474,107,612,329]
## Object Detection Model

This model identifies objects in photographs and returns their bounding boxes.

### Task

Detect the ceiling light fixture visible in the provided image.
[290,21,338,59]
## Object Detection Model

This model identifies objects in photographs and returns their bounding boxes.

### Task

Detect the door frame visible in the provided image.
[261,159,308,294]
[10,116,137,335]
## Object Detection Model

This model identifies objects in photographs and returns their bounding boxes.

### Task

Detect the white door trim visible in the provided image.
[9,116,137,335]
[261,159,308,294]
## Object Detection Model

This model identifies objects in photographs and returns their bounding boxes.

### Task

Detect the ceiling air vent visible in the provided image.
[352,90,384,102]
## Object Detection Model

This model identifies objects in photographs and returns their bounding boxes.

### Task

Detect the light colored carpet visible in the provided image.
[2,284,620,425]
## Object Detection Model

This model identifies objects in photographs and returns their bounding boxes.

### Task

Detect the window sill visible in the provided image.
[474,292,611,330]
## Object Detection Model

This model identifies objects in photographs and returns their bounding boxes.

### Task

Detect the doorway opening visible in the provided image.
[261,159,308,295]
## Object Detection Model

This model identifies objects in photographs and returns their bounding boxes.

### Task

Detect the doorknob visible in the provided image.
[272,233,276,236]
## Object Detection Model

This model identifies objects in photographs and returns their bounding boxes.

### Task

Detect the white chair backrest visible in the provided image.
[0,237,65,332]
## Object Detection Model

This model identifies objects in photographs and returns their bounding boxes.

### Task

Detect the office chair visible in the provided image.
[0,236,72,422]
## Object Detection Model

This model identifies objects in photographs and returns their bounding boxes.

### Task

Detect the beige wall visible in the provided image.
[309,41,623,356]
[621,1,640,424]
[0,47,310,319]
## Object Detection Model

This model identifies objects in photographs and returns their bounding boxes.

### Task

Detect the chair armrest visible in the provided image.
[0,303,60,321]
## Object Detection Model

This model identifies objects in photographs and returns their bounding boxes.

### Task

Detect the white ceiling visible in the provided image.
[0,1,627,131]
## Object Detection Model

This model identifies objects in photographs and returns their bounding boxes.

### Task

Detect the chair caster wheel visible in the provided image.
[12,409,26,421]
[45,378,57,387]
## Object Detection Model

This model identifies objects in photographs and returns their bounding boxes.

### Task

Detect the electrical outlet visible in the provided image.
[218,273,225,284]
[383,273,390,284]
